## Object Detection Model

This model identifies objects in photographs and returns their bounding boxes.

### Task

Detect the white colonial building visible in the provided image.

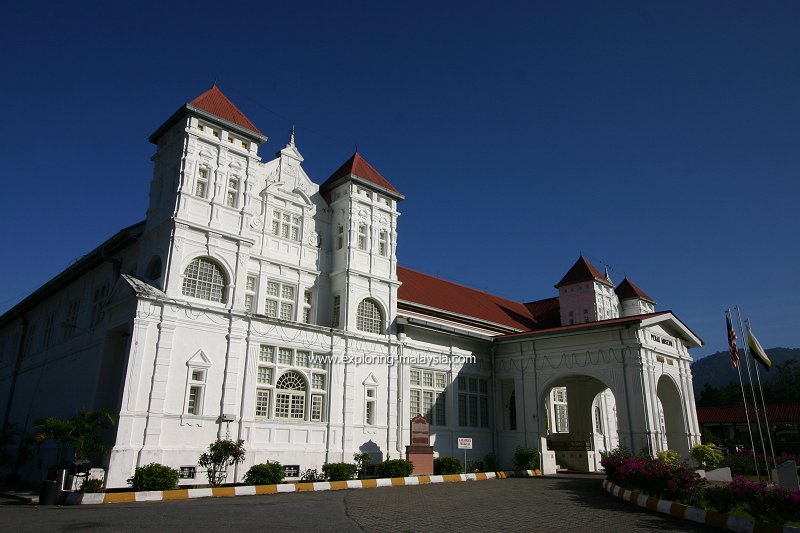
[0,86,703,487]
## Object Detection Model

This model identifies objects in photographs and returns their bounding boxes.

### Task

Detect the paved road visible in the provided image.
[0,476,713,532]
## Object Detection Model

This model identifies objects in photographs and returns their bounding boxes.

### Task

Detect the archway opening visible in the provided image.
[543,375,617,472]
[656,375,689,458]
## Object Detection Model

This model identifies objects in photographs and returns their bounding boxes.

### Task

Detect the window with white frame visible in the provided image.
[254,345,327,421]
[458,376,489,427]
[356,299,383,334]
[365,387,376,425]
[275,371,306,419]
[245,274,257,313]
[594,405,603,434]
[378,230,388,256]
[332,295,341,328]
[265,281,295,320]
[182,258,226,303]
[302,290,312,324]
[410,369,446,425]
[357,224,367,250]
[226,177,239,207]
[552,387,569,433]
[196,167,209,198]
[186,368,206,415]
[271,209,300,241]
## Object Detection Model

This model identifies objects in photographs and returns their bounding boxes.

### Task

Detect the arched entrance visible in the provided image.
[656,375,690,457]
[542,375,618,472]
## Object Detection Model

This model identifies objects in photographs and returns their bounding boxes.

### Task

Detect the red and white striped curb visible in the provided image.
[603,479,799,533]
[65,469,543,505]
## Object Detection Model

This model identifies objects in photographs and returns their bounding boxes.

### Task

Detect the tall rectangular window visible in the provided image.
[458,376,489,427]
[265,281,296,321]
[357,224,367,250]
[186,369,206,415]
[91,284,108,327]
[255,389,270,418]
[337,225,344,249]
[226,177,239,207]
[332,295,341,328]
[64,299,80,339]
[245,274,257,313]
[553,387,569,433]
[365,387,376,425]
[378,230,388,256]
[410,369,447,425]
[196,167,209,198]
[302,290,312,324]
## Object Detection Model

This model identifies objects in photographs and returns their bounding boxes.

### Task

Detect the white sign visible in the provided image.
[457,437,473,450]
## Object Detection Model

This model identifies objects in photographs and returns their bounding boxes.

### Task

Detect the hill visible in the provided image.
[691,347,800,397]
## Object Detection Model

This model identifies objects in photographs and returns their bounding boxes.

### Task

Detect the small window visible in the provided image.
[255,389,270,418]
[245,274,257,313]
[271,209,300,241]
[264,281,296,321]
[178,466,197,479]
[337,225,344,249]
[302,290,312,324]
[198,124,205,132]
[259,345,274,363]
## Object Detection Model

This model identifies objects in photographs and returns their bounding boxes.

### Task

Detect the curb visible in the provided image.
[603,479,800,533]
[64,469,543,505]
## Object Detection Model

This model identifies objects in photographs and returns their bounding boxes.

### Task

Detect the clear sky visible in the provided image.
[1,1,798,358]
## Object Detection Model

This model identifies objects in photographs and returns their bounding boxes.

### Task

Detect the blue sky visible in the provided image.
[1,1,798,358]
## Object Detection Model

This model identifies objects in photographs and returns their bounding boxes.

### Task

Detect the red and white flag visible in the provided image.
[726,312,740,369]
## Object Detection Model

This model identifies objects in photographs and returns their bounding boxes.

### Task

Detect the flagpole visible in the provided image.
[736,306,769,481]
[748,319,778,471]
[727,309,759,480]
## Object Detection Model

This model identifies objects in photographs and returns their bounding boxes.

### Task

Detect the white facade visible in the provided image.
[0,86,703,487]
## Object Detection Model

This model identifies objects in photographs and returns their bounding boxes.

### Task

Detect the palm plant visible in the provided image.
[35,409,116,464]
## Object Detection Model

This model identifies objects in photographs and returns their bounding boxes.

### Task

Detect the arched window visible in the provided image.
[275,371,306,419]
[181,258,226,302]
[356,299,383,334]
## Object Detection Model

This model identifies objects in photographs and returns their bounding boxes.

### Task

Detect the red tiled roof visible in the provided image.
[397,266,538,331]
[555,256,609,288]
[499,311,671,340]
[524,297,561,329]
[188,84,263,136]
[321,152,401,196]
[615,277,655,303]
[697,404,800,423]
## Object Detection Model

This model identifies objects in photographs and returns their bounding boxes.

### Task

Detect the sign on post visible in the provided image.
[457,437,472,474]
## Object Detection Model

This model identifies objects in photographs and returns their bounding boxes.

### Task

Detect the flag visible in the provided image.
[726,312,740,368]
[747,323,772,370]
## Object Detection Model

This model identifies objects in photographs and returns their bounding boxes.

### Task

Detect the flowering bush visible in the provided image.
[602,451,705,506]
[728,476,800,525]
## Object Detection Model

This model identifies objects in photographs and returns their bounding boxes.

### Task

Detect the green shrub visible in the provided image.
[375,459,414,478]
[513,446,539,470]
[127,463,179,491]
[79,478,104,493]
[353,452,372,479]
[691,443,724,469]
[703,485,737,513]
[243,462,284,485]
[322,462,357,481]
[656,449,680,466]
[434,456,462,475]
[484,453,498,472]
[300,468,325,481]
